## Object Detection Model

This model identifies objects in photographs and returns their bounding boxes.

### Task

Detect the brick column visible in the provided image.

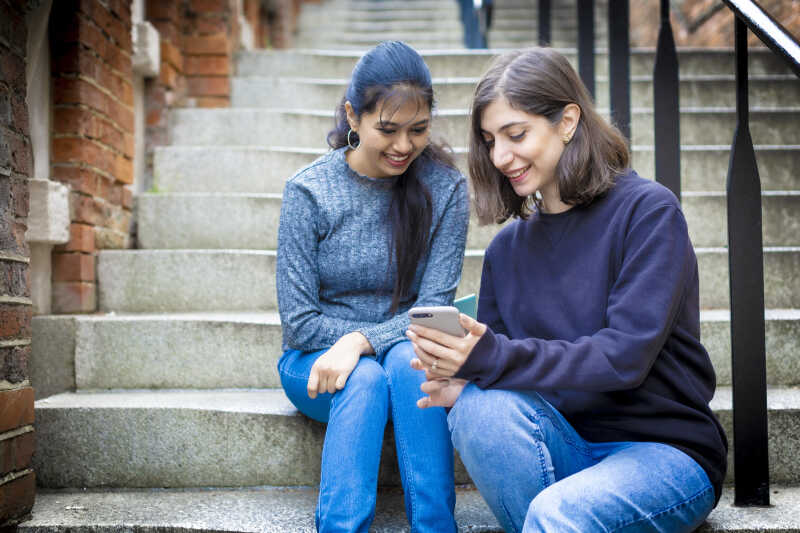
[0,0,36,526]
[183,0,238,108]
[49,0,135,313]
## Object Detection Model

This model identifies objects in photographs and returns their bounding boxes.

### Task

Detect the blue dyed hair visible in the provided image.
[327,42,457,314]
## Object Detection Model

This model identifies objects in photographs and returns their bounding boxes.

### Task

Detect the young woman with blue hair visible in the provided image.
[407,47,728,532]
[276,41,469,532]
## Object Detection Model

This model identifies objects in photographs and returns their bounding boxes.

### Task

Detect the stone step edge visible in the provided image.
[32,309,800,324]
[18,485,800,533]
[33,385,800,413]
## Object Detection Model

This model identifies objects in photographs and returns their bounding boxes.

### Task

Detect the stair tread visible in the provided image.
[19,484,800,532]
[35,385,800,412]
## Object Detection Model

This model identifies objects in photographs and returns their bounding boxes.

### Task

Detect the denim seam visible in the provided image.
[610,485,714,532]
[526,408,591,458]
[385,367,419,530]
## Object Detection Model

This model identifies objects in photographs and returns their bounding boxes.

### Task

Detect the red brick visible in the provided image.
[0,306,32,339]
[187,76,230,97]
[1,345,30,385]
[10,92,30,137]
[108,0,132,24]
[147,0,181,23]
[121,187,133,209]
[53,45,134,107]
[52,281,96,313]
[0,471,35,522]
[53,108,132,158]
[6,131,31,176]
[0,431,35,477]
[183,33,230,55]
[0,2,26,55]
[53,252,95,282]
[11,178,29,218]
[53,78,134,132]
[53,137,131,183]
[160,40,184,72]
[55,223,96,253]
[70,192,106,226]
[79,0,132,52]
[0,259,29,299]
[51,165,100,196]
[190,0,232,13]
[159,61,180,89]
[150,20,180,44]
[0,388,34,433]
[184,55,229,76]
[0,49,26,89]
[193,17,229,35]
[195,96,229,108]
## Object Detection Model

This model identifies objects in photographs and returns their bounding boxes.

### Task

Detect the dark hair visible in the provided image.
[469,47,630,224]
[328,41,456,313]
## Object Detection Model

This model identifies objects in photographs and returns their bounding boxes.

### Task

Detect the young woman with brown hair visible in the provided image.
[406,47,728,532]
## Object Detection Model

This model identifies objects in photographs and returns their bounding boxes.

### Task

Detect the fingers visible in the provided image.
[335,373,347,390]
[407,323,461,347]
[459,313,487,338]
[307,369,319,399]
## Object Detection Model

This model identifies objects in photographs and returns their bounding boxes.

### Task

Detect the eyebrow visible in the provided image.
[481,121,528,135]
[377,118,430,127]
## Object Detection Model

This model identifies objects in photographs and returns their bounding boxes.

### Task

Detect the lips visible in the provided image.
[505,165,530,183]
[384,152,412,168]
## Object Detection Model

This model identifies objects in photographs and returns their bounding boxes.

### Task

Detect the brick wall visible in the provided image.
[49,0,134,313]
[631,0,799,47]
[0,0,36,526]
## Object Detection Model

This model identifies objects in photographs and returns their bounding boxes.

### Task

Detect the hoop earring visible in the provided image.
[347,129,359,150]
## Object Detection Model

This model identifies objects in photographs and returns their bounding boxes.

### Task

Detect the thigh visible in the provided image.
[278,348,333,423]
[524,442,715,533]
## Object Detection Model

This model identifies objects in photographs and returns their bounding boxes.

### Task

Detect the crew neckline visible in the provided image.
[337,147,401,187]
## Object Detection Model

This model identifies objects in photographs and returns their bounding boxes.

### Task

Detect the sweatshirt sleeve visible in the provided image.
[456,203,694,392]
[357,176,470,356]
[277,179,381,352]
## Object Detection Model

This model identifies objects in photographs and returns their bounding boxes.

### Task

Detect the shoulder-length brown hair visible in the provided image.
[469,47,630,224]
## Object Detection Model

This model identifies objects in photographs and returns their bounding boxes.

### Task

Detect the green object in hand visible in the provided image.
[454,294,477,319]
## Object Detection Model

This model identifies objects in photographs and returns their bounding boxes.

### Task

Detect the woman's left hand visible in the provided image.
[406,313,487,377]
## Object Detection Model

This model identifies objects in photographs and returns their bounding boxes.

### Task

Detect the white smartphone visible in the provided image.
[408,306,466,337]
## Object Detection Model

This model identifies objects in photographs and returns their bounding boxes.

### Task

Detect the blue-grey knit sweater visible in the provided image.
[277,146,470,357]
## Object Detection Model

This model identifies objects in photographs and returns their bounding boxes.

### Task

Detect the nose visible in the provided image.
[491,141,513,170]
[394,132,413,154]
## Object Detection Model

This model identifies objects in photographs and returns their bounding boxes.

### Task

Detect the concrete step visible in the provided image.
[31,386,800,487]
[96,250,276,313]
[234,49,795,80]
[95,248,799,312]
[297,18,538,32]
[135,191,800,250]
[21,486,502,533]
[151,145,800,194]
[20,485,800,533]
[231,75,799,111]
[168,108,800,149]
[28,310,800,393]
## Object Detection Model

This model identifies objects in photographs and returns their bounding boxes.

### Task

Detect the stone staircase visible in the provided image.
[26,0,800,531]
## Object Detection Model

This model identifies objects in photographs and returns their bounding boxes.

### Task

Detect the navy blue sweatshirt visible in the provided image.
[455,170,728,504]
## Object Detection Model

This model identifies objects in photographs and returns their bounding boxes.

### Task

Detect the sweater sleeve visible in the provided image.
[357,176,470,356]
[456,203,694,392]
[277,179,381,352]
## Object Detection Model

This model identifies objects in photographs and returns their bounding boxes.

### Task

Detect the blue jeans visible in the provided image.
[448,384,716,533]
[278,341,457,533]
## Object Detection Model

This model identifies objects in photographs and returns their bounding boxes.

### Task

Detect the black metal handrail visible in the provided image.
[534,0,800,509]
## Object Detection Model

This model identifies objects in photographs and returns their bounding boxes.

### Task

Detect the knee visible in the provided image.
[525,487,582,532]
[341,357,388,397]
[381,341,416,374]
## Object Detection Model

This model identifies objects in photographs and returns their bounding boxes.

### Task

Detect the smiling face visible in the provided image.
[345,93,431,179]
[480,96,578,213]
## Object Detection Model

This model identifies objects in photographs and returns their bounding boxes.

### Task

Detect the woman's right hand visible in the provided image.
[307,332,371,399]
[416,376,468,409]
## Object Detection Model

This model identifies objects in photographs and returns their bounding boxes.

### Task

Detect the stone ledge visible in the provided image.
[18,485,800,532]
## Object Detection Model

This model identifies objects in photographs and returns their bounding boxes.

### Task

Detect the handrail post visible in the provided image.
[653,0,680,200]
[577,0,596,99]
[538,0,551,46]
[608,0,631,143]
[727,16,770,507]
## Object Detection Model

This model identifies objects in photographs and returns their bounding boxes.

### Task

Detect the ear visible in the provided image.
[344,101,359,131]
[559,103,581,140]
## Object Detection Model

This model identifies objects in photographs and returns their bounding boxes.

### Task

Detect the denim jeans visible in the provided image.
[448,384,716,533]
[278,341,457,533]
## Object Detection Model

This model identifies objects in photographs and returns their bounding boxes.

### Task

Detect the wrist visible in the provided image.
[346,331,373,355]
